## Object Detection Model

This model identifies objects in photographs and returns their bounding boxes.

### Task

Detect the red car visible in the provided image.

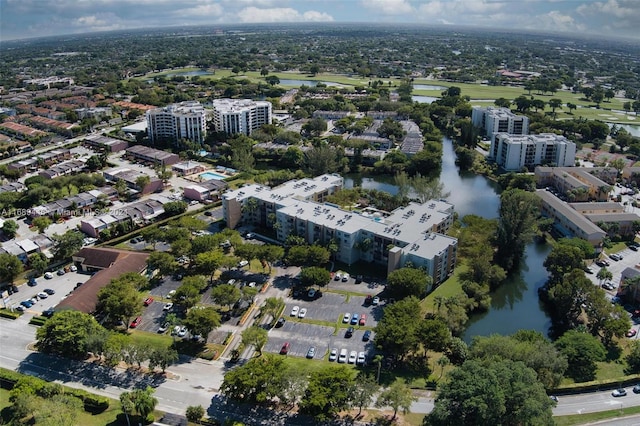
[280,342,290,355]
[143,297,154,306]
[130,316,142,328]
[359,314,367,326]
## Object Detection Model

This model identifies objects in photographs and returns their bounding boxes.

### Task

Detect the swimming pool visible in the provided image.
[200,172,227,181]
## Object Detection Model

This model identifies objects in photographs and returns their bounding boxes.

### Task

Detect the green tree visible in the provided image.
[147,251,178,277]
[304,145,337,176]
[31,216,52,233]
[148,346,179,372]
[173,284,202,310]
[135,175,151,190]
[299,266,331,288]
[374,296,422,361]
[426,359,554,426]
[625,341,640,374]
[211,284,241,310]
[376,378,417,421]
[36,310,107,359]
[163,200,188,215]
[262,297,285,323]
[51,230,84,261]
[410,174,449,203]
[186,405,205,424]
[123,386,158,422]
[28,252,48,276]
[96,275,143,327]
[241,326,268,356]
[494,189,540,271]
[555,329,606,382]
[302,117,328,137]
[387,267,432,300]
[221,354,286,403]
[350,373,378,416]
[194,250,224,283]
[543,244,584,285]
[183,306,221,339]
[548,98,563,118]
[0,253,23,284]
[547,269,596,334]
[1,219,18,238]
[299,365,355,421]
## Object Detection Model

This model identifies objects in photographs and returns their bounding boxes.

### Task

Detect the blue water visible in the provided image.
[412,95,439,104]
[200,172,226,181]
[413,84,446,91]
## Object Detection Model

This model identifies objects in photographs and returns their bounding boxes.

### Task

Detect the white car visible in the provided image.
[343,312,351,323]
[298,308,307,318]
[348,350,358,364]
[44,272,53,279]
[177,326,188,337]
[357,352,366,365]
[372,296,380,306]
[342,273,350,282]
[37,292,48,299]
[69,265,77,272]
[238,260,249,268]
[163,302,173,311]
[290,305,300,316]
[168,290,176,298]
[338,348,348,363]
[328,348,338,362]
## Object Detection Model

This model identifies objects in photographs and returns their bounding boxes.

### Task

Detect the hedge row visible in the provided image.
[28,316,47,326]
[0,368,110,412]
[0,309,21,320]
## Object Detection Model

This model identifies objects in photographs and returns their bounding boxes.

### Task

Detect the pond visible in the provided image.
[413,84,447,91]
[345,137,552,338]
[164,70,213,77]
[279,79,347,87]
[411,95,439,104]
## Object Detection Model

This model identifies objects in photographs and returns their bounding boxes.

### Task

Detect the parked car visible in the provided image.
[345,327,354,338]
[306,346,316,359]
[69,265,77,272]
[357,352,366,365]
[37,292,48,299]
[158,322,169,333]
[612,388,627,397]
[42,308,55,318]
[28,277,37,286]
[307,288,316,299]
[44,272,53,279]
[359,314,366,326]
[342,273,350,282]
[634,384,640,394]
[237,260,249,268]
[365,295,373,305]
[350,313,359,325]
[334,273,342,281]
[343,312,351,323]
[130,316,142,328]
[177,326,188,337]
[602,282,615,291]
[20,300,33,308]
[143,297,154,306]
[43,288,55,295]
[276,317,286,328]
[56,269,65,276]
[163,302,173,311]
[348,351,357,364]
[280,342,290,355]
[610,254,622,261]
[298,308,307,318]
[372,296,380,306]
[355,275,363,284]
[290,305,300,316]
[338,348,348,363]
[328,348,338,362]
[363,330,372,341]
[627,329,637,338]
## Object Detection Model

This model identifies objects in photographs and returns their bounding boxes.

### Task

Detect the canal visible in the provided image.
[345,137,552,339]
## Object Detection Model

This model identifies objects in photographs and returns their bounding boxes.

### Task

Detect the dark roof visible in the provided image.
[59,248,149,314]
[73,246,124,269]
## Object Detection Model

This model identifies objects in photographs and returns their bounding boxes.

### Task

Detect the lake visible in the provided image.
[345,137,552,339]
[279,79,347,87]
[413,84,446,91]
[412,95,439,104]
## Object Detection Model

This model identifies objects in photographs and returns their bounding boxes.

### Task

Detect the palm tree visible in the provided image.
[120,392,134,426]
[132,387,158,420]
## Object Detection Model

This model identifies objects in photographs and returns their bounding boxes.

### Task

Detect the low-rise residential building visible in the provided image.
[223,174,458,284]
[0,121,48,140]
[83,134,129,152]
[29,186,117,218]
[492,133,576,171]
[75,107,112,120]
[536,166,614,202]
[38,160,85,179]
[59,247,149,313]
[125,145,180,166]
[79,196,167,237]
[0,182,25,194]
[183,180,228,202]
[171,161,207,177]
[103,167,163,194]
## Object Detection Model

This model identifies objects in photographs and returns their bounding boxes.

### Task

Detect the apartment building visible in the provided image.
[212,99,272,136]
[492,133,576,171]
[535,166,615,202]
[222,174,457,284]
[146,101,207,144]
[472,106,529,146]
[125,145,180,166]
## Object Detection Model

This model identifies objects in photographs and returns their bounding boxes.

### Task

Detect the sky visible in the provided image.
[1,0,639,41]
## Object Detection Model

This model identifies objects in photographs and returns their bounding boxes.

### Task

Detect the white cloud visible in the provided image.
[577,0,637,18]
[362,0,414,15]
[535,10,586,32]
[174,3,223,18]
[238,7,333,23]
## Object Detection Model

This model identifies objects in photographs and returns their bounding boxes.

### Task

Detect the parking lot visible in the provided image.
[8,270,93,316]
[286,291,383,326]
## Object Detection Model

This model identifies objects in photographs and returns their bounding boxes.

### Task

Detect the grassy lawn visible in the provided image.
[554,406,640,426]
[605,242,631,255]
[0,388,123,426]
[421,264,467,313]
[130,329,173,348]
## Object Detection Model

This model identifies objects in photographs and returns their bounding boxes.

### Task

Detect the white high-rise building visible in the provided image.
[212,99,272,136]
[493,133,576,171]
[146,101,206,144]
[472,106,529,150]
